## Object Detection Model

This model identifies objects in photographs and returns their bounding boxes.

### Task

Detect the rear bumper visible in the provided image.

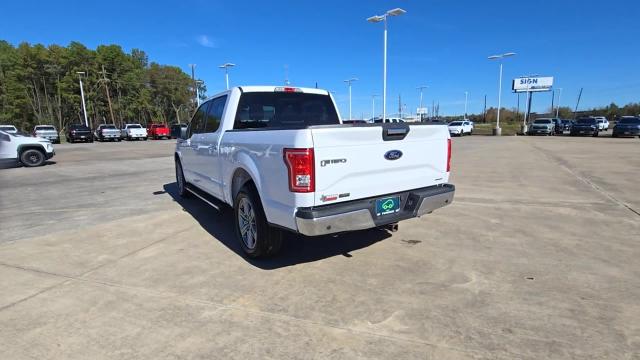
[528,128,553,134]
[613,128,640,136]
[294,184,455,236]
[570,128,597,135]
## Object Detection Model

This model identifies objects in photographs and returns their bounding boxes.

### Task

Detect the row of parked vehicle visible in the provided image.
[0,122,189,144]
[67,123,176,142]
[526,116,640,137]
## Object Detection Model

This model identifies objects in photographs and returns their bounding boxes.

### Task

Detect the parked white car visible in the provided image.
[0,125,18,134]
[448,120,473,136]
[32,125,60,144]
[0,130,55,167]
[593,116,609,131]
[121,123,148,141]
[175,86,455,258]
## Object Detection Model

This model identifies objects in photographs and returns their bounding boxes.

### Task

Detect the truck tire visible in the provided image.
[234,185,282,258]
[20,148,45,167]
[175,159,189,198]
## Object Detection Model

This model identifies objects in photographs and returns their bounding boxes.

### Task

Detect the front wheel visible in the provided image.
[234,186,282,258]
[20,149,45,167]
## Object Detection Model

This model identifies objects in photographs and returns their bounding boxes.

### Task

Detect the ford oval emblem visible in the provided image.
[384,150,403,160]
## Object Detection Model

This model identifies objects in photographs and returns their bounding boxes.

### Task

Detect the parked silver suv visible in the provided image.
[32,125,60,144]
[527,118,556,136]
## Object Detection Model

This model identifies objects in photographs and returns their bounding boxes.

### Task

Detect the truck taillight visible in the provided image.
[447,138,452,172]
[283,148,315,193]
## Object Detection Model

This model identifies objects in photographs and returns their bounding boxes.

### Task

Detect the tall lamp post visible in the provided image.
[218,63,236,90]
[464,91,469,119]
[416,85,428,120]
[195,80,203,106]
[77,72,89,127]
[488,52,516,136]
[343,78,358,120]
[555,87,563,118]
[371,94,379,120]
[367,8,406,123]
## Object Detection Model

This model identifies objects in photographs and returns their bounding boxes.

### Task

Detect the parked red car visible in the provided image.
[147,123,170,140]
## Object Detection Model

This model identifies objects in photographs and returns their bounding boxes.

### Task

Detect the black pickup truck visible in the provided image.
[66,124,93,143]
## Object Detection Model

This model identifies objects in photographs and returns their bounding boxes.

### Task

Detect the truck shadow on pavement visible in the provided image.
[163,182,391,269]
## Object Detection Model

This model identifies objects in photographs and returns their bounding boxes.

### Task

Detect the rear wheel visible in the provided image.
[175,159,189,198]
[593,131,599,137]
[20,149,45,167]
[234,186,282,258]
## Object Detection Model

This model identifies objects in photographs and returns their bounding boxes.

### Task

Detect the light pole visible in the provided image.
[77,72,89,127]
[195,80,203,106]
[416,85,427,120]
[464,91,469,119]
[368,8,406,123]
[371,94,378,120]
[343,78,358,120]
[488,52,516,136]
[555,87,563,118]
[218,63,235,90]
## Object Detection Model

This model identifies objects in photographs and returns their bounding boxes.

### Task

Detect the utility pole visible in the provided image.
[100,65,116,125]
[56,74,62,130]
[483,95,487,123]
[551,89,555,116]
[189,64,197,106]
[574,88,583,119]
[398,94,402,118]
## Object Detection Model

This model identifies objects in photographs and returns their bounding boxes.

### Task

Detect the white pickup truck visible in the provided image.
[175,86,454,258]
[121,123,148,141]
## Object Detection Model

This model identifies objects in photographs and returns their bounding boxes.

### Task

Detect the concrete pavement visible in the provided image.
[0,136,638,359]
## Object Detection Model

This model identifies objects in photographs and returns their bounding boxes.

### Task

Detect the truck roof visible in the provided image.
[205,86,330,101]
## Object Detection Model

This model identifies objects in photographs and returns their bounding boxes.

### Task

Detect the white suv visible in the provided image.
[593,116,609,131]
[0,130,55,167]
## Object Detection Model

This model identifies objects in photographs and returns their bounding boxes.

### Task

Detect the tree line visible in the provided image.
[0,40,206,131]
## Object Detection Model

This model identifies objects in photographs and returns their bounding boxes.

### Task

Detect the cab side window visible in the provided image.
[189,101,210,136]
[204,95,228,133]
[0,132,10,142]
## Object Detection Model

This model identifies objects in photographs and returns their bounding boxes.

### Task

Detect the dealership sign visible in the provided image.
[512,76,553,92]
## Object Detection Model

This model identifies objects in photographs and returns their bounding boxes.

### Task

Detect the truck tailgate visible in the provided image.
[311,124,450,206]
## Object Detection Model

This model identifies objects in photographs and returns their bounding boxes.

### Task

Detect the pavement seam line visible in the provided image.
[527,140,640,217]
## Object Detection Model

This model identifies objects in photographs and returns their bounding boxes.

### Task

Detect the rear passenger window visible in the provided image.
[234,92,339,130]
[189,102,210,135]
[204,95,228,133]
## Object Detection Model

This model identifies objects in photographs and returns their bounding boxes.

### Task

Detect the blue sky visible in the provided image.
[2,0,639,118]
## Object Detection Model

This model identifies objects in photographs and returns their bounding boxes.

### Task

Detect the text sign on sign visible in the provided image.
[512,77,553,92]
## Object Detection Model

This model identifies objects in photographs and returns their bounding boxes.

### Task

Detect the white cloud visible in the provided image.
[196,35,217,48]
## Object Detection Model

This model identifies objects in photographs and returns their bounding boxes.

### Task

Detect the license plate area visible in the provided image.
[375,196,400,216]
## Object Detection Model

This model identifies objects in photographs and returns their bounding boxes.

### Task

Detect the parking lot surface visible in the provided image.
[1,136,638,359]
